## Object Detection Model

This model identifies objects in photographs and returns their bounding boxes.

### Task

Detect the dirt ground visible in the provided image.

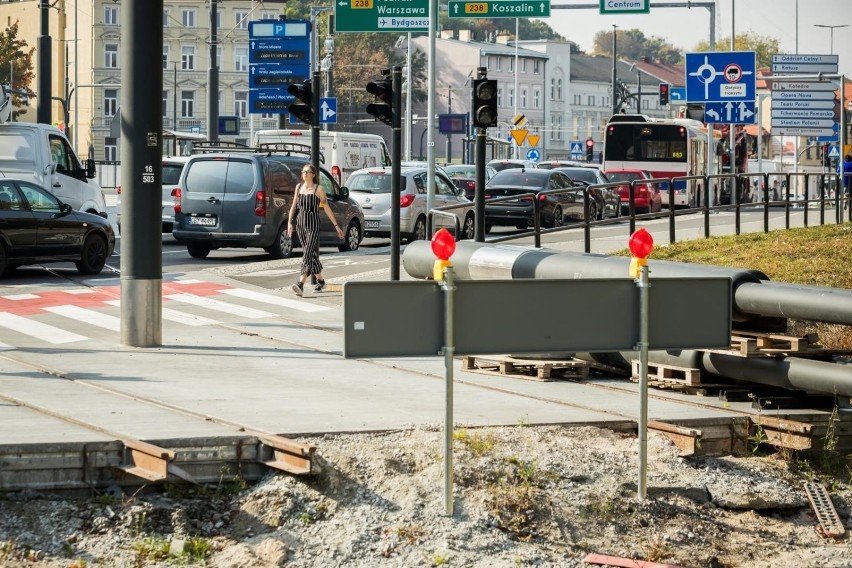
[1,425,851,568]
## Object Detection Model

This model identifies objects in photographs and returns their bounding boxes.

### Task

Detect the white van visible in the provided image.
[252,129,390,186]
[0,123,107,217]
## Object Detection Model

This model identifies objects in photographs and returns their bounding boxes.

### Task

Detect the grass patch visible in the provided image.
[453,428,496,456]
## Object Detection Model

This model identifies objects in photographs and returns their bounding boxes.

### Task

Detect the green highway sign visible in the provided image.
[335,0,429,33]
[599,0,650,14]
[448,0,551,18]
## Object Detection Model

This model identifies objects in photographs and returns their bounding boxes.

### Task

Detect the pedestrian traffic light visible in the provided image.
[287,79,313,125]
[658,83,670,106]
[366,72,394,126]
[585,139,594,162]
[471,78,498,128]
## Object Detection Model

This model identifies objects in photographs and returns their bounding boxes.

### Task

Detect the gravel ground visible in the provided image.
[1,425,851,568]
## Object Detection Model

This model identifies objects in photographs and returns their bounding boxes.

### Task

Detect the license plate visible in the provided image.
[365,220,380,229]
[189,216,216,226]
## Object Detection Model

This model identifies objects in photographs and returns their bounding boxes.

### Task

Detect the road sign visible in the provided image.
[527,134,540,148]
[511,129,528,145]
[570,140,582,158]
[771,54,838,74]
[335,0,429,33]
[526,148,540,161]
[771,118,837,129]
[772,99,836,110]
[248,20,310,115]
[320,98,337,124]
[828,145,840,159]
[343,278,731,358]
[773,90,837,101]
[772,109,836,120]
[599,0,649,14]
[669,86,686,102]
[771,80,838,92]
[447,0,551,19]
[703,101,755,124]
[685,51,756,104]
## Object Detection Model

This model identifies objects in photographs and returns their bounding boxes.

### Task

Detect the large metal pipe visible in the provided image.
[403,241,852,325]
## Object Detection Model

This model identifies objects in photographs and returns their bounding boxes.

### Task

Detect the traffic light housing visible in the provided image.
[658,83,670,106]
[585,139,594,162]
[471,78,498,128]
[287,79,313,125]
[366,74,394,126]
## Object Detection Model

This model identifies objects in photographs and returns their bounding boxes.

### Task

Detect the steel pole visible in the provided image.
[207,0,219,141]
[441,265,456,516]
[637,263,649,501]
[37,0,52,125]
[391,67,402,280]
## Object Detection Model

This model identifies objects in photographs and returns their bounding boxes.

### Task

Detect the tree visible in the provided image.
[592,28,682,64]
[691,32,782,69]
[0,22,35,120]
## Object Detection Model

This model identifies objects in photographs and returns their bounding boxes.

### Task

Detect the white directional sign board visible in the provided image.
[770,54,839,139]
[771,54,838,74]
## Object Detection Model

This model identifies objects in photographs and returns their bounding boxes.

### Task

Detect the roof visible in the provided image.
[632,59,686,87]
[438,37,547,60]
[570,55,659,86]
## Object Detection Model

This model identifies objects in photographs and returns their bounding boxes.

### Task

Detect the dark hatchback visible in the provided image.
[484,169,587,231]
[0,178,115,275]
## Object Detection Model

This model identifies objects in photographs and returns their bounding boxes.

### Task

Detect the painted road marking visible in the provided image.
[0,312,87,344]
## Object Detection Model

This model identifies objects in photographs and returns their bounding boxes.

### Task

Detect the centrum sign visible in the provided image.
[335,0,429,32]
[599,0,650,14]
[448,0,551,18]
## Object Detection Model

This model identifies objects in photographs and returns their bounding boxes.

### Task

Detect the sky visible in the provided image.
[544,0,852,77]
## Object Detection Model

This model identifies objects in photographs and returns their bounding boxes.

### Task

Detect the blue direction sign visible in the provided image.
[685,51,756,104]
[526,148,541,162]
[669,86,686,102]
[320,97,337,124]
[703,101,756,124]
[248,20,311,115]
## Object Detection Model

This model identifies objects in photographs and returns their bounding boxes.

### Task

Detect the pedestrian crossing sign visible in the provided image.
[828,145,840,159]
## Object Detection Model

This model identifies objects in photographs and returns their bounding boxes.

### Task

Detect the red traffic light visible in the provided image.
[366,78,393,104]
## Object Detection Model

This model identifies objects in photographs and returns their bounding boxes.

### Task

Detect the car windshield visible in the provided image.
[607,172,642,183]
[348,173,392,194]
[444,166,476,178]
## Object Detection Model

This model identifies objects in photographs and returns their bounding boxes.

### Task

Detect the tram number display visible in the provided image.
[465,3,488,13]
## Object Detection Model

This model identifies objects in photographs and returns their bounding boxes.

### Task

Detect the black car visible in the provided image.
[484,169,588,231]
[552,166,620,219]
[0,178,116,275]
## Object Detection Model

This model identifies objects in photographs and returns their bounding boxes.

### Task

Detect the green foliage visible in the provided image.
[453,428,496,456]
[183,536,211,562]
[691,32,783,69]
[131,537,170,563]
[0,21,36,118]
[592,28,682,63]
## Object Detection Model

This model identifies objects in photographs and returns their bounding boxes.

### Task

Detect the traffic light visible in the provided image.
[585,138,594,162]
[366,73,394,126]
[823,146,832,168]
[471,78,498,128]
[287,79,313,125]
[658,83,670,106]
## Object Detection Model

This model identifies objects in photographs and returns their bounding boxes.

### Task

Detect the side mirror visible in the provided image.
[340,186,349,198]
[86,158,96,179]
[59,202,73,215]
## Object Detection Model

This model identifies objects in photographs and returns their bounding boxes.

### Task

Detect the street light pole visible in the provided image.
[611,25,618,115]
[814,24,849,55]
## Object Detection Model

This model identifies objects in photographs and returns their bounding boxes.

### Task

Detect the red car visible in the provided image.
[603,169,662,214]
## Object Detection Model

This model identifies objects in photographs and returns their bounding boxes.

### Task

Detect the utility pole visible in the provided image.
[207,0,219,141]
[611,25,618,115]
[37,0,52,124]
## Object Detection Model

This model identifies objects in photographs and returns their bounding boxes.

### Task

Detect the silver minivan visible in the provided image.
[347,166,475,242]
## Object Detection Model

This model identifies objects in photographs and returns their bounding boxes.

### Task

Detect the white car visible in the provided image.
[116,156,189,234]
[347,166,475,242]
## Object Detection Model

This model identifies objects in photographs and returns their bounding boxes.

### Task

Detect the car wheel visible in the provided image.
[75,234,108,275]
[587,202,598,222]
[548,206,563,228]
[339,220,361,252]
[187,242,212,259]
[409,216,427,242]
[460,213,475,240]
[266,224,294,259]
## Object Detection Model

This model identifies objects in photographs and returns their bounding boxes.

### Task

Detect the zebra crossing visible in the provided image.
[0,279,332,346]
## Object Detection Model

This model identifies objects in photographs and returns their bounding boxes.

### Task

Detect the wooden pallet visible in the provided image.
[461,355,618,382]
[704,331,851,358]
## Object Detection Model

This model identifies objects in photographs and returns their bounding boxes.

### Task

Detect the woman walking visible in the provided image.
[287,164,344,296]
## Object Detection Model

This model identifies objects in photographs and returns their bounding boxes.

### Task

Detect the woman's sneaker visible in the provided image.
[291,281,303,297]
[314,279,326,292]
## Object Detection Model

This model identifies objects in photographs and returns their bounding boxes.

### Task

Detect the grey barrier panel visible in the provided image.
[343,278,731,358]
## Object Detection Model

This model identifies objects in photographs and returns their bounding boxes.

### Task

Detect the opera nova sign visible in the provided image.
[599,0,649,14]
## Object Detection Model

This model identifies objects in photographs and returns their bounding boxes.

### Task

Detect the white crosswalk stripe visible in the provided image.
[44,305,121,332]
[217,288,331,312]
[0,312,87,344]
[103,300,220,326]
[164,293,275,318]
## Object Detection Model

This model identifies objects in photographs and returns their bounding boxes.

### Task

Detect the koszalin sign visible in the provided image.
[448,0,551,18]
[336,0,429,32]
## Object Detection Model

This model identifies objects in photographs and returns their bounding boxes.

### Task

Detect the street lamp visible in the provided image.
[611,25,618,115]
[813,24,849,55]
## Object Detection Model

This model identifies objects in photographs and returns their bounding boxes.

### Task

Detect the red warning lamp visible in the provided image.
[431,228,456,260]
[629,228,654,259]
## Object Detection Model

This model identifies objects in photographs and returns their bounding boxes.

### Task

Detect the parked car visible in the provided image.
[603,169,663,214]
[116,156,189,234]
[442,164,496,201]
[552,166,620,219]
[347,166,475,242]
[172,146,364,259]
[486,159,539,172]
[0,178,115,275]
[484,169,592,231]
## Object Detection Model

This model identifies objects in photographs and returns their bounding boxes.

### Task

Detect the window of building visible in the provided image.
[554,115,563,140]
[235,46,248,72]
[497,88,503,108]
[573,94,581,105]
[534,89,540,109]
[104,44,118,68]
[557,79,562,100]
[235,91,248,118]
[181,90,195,118]
[162,46,169,70]
[104,138,118,162]
[216,10,222,28]
[521,59,527,73]
[486,55,493,70]
[104,5,118,26]
[219,90,224,115]
[181,9,195,27]
[495,57,501,71]
[216,46,222,68]
[587,95,595,107]
[181,45,195,70]
[508,89,514,109]
[162,90,169,118]
[235,11,249,29]
[261,11,278,19]
[521,88,528,109]
[509,58,514,72]
[104,89,118,117]
[163,9,170,27]
[534,60,540,74]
